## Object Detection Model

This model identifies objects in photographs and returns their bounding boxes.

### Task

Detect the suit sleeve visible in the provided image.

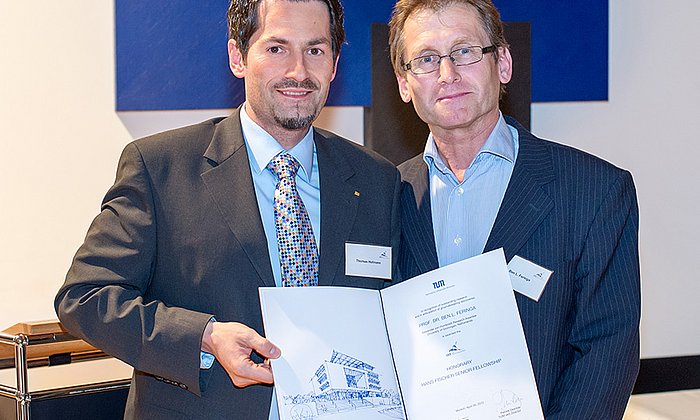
[54,142,214,396]
[546,170,641,419]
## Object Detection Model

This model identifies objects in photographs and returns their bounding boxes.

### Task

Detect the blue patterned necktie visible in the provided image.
[268,153,319,287]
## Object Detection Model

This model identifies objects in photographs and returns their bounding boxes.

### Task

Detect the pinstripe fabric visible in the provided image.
[399,116,641,419]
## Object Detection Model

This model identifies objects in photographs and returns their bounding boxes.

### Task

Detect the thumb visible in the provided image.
[249,334,281,360]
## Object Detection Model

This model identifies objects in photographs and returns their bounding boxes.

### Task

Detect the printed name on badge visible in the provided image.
[507,255,553,301]
[345,243,392,280]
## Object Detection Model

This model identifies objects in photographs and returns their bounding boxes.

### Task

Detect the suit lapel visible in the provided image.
[484,119,555,261]
[400,156,440,273]
[200,111,275,287]
[315,131,360,286]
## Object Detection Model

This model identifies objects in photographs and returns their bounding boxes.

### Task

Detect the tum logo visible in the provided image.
[433,280,445,289]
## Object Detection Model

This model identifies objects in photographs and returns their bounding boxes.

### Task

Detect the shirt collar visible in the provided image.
[239,104,315,181]
[423,112,516,174]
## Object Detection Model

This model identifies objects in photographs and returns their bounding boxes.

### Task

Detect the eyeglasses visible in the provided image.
[402,45,497,75]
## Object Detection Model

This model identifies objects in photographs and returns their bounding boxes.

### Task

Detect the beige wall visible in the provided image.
[1,1,698,359]
[1,2,130,330]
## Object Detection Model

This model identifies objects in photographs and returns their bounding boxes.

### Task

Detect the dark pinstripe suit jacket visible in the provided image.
[399,116,640,419]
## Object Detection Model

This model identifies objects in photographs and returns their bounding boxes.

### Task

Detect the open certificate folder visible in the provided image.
[259,249,544,420]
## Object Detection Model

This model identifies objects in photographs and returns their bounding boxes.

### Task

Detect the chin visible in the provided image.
[276,114,316,131]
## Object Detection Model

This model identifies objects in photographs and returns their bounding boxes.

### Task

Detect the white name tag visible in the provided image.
[507,255,553,302]
[344,243,392,280]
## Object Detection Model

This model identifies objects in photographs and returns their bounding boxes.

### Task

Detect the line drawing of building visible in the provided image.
[280,350,405,420]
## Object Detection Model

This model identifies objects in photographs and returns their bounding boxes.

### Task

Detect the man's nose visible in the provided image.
[438,57,461,84]
[286,52,309,81]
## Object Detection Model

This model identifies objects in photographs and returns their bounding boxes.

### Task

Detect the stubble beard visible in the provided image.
[272,78,320,131]
[275,110,316,130]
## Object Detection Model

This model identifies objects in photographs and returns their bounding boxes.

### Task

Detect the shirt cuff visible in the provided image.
[200,316,216,369]
[200,351,215,369]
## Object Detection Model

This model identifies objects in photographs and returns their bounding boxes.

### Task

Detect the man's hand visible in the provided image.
[201,320,281,388]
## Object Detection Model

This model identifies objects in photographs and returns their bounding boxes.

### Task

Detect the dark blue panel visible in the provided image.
[327,3,396,108]
[116,0,607,110]
[495,0,608,102]
[116,1,243,110]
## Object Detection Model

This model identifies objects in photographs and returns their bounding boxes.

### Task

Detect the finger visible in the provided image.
[244,331,281,360]
[230,357,274,386]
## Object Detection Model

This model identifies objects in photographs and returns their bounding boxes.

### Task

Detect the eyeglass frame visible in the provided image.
[401,45,497,75]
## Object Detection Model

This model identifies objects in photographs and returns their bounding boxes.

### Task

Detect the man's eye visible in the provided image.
[269,46,283,54]
[308,48,324,56]
[418,55,436,64]
[456,47,472,56]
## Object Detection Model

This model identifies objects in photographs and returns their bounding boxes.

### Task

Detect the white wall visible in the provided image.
[1,1,697,359]
[1,2,130,329]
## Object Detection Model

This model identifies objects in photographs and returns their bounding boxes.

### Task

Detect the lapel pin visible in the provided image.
[354,191,360,197]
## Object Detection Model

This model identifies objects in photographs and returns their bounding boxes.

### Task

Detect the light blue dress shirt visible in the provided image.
[202,106,321,420]
[426,113,519,267]
[244,106,321,420]
[239,106,322,287]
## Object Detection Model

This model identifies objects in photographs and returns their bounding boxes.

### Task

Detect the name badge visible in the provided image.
[507,255,553,302]
[345,243,392,280]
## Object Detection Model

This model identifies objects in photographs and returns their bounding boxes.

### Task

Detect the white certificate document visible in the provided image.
[260,249,543,420]
[260,287,405,420]
[381,249,543,419]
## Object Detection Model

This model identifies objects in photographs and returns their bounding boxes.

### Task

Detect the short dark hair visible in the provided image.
[227,0,346,60]
[389,0,508,76]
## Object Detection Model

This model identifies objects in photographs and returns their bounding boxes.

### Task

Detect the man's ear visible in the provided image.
[228,39,246,78]
[497,46,513,84]
[396,72,412,103]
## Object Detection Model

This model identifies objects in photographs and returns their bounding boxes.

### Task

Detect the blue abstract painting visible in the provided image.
[116,0,608,110]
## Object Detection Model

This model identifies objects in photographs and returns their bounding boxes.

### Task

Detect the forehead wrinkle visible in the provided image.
[404,6,488,56]
[412,36,478,56]
[254,0,330,37]
[258,35,331,49]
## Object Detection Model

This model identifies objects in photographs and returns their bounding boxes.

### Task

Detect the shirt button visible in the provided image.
[456,187,464,195]
[453,236,462,245]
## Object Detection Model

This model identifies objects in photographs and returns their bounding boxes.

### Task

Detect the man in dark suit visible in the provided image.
[388,0,640,418]
[55,0,399,418]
